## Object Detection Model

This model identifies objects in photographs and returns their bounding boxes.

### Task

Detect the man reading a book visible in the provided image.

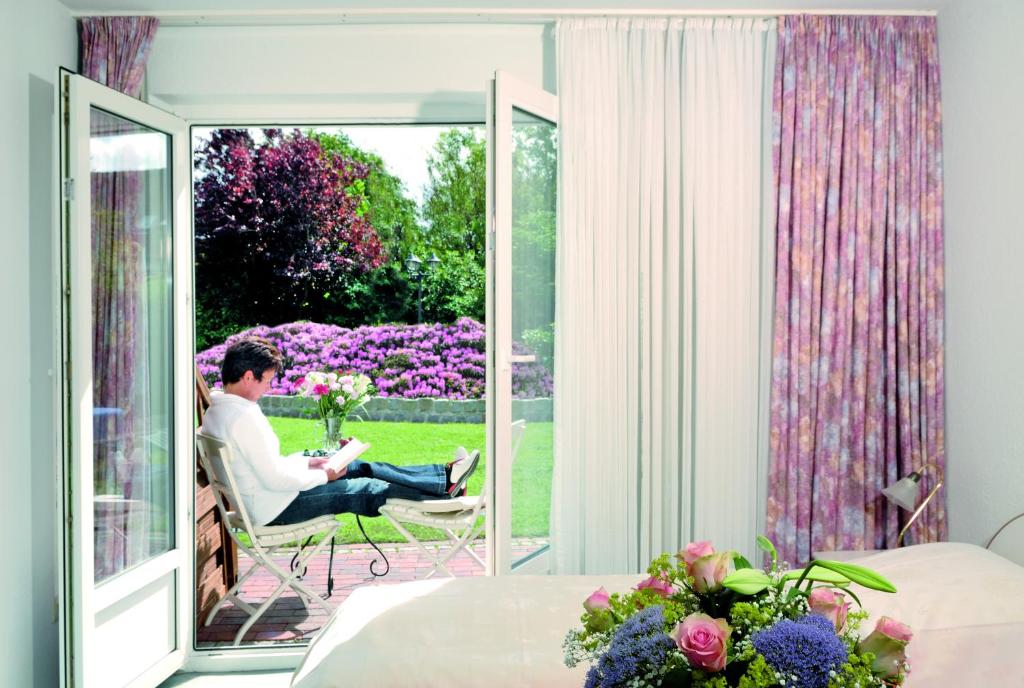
[201,336,479,527]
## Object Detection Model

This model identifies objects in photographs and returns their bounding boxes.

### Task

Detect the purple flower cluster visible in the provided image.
[750,615,848,688]
[584,606,676,688]
[195,318,553,400]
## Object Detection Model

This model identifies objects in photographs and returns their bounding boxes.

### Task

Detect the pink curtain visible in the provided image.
[78,16,158,98]
[766,15,946,566]
[79,16,160,580]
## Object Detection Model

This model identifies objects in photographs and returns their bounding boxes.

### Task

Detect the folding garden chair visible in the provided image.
[196,431,341,645]
[378,419,527,578]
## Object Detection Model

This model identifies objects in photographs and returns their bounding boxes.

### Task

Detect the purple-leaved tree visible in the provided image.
[194,129,386,343]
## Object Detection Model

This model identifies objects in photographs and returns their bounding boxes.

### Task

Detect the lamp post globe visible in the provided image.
[405,253,422,276]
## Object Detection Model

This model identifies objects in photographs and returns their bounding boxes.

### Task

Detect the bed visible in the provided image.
[290,543,1024,687]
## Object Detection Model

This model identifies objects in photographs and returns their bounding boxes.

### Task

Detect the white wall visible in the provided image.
[0,0,77,686]
[939,0,1024,553]
[146,23,554,122]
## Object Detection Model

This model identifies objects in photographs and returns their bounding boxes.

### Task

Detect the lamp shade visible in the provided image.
[882,472,922,511]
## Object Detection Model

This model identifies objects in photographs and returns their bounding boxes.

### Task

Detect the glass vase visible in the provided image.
[321,417,343,452]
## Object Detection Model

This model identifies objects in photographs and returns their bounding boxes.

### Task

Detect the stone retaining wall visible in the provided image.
[258,395,552,424]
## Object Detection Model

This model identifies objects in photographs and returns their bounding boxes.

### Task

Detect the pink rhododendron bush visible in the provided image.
[196,318,552,400]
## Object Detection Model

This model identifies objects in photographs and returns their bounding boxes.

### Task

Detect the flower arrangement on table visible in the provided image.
[563,537,913,688]
[294,371,373,451]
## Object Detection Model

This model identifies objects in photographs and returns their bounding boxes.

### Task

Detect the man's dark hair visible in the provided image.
[221,336,283,384]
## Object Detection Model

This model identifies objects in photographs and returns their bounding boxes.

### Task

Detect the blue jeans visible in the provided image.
[267,459,447,524]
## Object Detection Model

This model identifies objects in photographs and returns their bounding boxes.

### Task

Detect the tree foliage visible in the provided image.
[421,128,487,261]
[420,251,486,323]
[309,130,421,261]
[193,125,556,349]
[193,129,386,347]
[509,122,557,352]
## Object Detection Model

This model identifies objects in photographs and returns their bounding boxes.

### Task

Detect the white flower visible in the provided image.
[353,375,370,395]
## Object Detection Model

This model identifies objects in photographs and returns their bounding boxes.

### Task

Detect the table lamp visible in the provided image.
[882,463,944,546]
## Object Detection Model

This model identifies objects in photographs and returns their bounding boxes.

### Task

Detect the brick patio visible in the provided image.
[196,538,548,646]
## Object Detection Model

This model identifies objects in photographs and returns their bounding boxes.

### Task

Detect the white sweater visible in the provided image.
[201,392,327,526]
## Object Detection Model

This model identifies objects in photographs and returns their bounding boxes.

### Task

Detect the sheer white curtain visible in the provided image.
[552,17,776,574]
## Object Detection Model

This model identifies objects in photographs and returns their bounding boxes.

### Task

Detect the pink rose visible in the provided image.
[678,540,715,567]
[313,383,330,396]
[859,616,913,679]
[583,586,610,612]
[671,613,731,672]
[689,552,732,593]
[807,588,851,631]
[636,574,674,598]
[876,616,913,642]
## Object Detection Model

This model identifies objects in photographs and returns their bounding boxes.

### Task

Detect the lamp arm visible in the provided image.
[897,479,943,546]
[986,510,1024,550]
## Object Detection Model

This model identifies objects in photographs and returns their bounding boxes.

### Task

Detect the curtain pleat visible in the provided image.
[78,16,159,98]
[553,17,776,574]
[767,16,946,566]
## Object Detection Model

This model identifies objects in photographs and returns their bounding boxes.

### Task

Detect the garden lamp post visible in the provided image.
[405,252,441,323]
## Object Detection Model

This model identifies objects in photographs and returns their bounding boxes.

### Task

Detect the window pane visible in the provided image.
[509,108,556,567]
[90,108,174,583]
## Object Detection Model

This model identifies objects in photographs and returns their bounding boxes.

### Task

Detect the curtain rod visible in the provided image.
[72,8,940,27]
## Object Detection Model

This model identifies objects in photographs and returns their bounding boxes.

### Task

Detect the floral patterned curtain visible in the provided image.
[79,16,160,580]
[766,15,946,566]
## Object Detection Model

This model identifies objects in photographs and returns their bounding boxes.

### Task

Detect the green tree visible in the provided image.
[310,130,421,260]
[308,130,431,326]
[421,251,486,323]
[421,128,487,261]
[416,128,488,323]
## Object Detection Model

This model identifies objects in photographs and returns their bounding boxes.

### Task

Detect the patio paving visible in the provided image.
[196,537,548,646]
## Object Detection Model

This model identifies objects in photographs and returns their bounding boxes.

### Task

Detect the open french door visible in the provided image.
[60,72,192,688]
[486,71,558,575]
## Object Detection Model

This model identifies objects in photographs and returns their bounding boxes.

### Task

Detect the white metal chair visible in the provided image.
[378,419,527,578]
[196,431,341,645]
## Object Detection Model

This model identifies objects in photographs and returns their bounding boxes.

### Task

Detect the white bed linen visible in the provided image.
[291,543,1024,687]
[842,543,1024,686]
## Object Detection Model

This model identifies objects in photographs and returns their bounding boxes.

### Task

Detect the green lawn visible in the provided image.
[266,417,553,545]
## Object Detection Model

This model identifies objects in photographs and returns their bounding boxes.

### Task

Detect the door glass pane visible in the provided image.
[510,107,556,568]
[90,108,174,583]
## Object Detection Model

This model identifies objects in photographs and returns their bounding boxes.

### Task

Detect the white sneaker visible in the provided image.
[447,449,480,497]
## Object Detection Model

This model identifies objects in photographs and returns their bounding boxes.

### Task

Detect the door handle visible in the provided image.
[508,354,536,363]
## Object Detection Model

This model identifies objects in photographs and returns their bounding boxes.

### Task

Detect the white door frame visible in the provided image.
[486,70,558,575]
[60,72,193,688]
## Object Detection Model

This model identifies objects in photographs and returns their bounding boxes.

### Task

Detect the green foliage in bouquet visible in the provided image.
[563,536,913,688]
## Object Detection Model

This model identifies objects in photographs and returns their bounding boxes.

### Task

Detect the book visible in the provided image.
[325,438,371,473]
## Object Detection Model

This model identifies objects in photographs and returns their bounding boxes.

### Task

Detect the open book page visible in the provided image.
[325,439,371,473]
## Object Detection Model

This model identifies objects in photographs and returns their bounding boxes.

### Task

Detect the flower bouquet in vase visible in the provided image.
[564,536,912,688]
[294,371,374,453]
